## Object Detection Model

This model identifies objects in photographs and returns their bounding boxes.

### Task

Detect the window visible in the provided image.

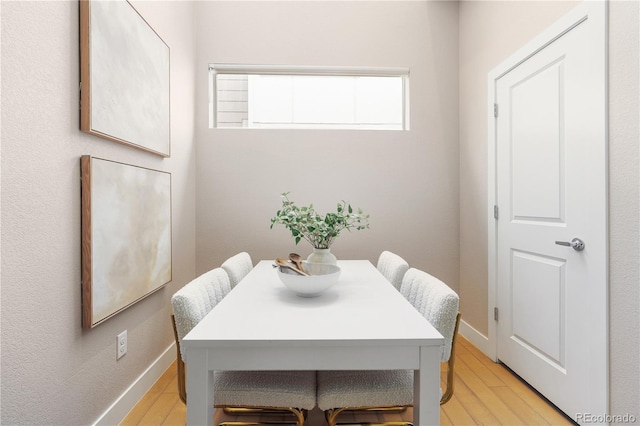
[210,65,409,130]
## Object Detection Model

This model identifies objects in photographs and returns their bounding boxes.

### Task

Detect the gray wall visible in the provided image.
[607,0,640,417]
[194,1,461,293]
[1,1,196,424]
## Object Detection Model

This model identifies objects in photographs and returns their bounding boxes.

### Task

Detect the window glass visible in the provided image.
[210,66,409,130]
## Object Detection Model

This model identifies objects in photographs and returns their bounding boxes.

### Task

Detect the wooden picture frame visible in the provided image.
[80,0,171,157]
[81,156,172,328]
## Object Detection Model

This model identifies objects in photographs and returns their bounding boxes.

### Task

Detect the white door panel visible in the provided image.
[511,250,566,369]
[510,59,564,221]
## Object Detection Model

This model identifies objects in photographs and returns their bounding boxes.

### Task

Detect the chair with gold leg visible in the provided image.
[376,251,409,291]
[317,268,460,426]
[221,251,253,289]
[171,267,316,426]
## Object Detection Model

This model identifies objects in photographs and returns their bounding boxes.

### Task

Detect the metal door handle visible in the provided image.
[555,238,585,251]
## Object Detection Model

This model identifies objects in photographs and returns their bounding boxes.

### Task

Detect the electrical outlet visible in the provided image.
[117,330,127,360]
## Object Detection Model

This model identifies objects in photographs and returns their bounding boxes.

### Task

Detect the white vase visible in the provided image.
[306,248,338,266]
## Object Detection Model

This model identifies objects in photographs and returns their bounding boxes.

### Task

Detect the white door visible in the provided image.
[490,2,607,422]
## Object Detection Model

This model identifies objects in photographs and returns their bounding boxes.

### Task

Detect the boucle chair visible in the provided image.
[317,268,461,426]
[376,251,410,291]
[171,267,316,425]
[221,252,253,288]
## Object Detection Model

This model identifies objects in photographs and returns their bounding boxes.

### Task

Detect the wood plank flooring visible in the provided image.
[120,336,574,425]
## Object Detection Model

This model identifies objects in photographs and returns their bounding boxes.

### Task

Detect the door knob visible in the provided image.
[555,238,585,251]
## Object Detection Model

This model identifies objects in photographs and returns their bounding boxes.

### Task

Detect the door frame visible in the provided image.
[487,0,608,417]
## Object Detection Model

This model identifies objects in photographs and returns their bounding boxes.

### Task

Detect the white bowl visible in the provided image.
[277,262,341,297]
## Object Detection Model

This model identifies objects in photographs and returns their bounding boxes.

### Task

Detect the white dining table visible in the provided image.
[182,260,444,426]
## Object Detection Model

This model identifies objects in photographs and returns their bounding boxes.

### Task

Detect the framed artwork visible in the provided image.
[81,156,172,328]
[80,0,171,157]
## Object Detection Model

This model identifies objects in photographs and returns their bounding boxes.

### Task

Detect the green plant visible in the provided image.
[270,192,370,249]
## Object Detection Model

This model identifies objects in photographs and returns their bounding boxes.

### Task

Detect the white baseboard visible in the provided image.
[93,342,176,426]
[458,318,495,361]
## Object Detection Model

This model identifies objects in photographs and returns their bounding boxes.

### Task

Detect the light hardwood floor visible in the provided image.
[120,336,574,425]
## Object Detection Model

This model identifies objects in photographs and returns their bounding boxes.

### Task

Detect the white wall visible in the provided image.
[194,1,461,291]
[608,0,640,418]
[0,1,196,424]
[459,0,639,420]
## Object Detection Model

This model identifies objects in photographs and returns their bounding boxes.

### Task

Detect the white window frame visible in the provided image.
[209,64,410,130]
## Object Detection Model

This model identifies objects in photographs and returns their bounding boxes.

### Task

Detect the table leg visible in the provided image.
[186,349,214,425]
[414,346,441,426]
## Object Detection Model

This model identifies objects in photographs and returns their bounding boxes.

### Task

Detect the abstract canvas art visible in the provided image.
[80,0,171,157]
[81,156,172,328]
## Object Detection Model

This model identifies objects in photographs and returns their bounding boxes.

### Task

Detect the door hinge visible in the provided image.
[494,205,499,220]
[494,103,499,118]
[494,307,499,321]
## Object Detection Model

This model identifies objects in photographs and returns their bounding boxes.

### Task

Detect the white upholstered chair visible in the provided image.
[171,267,316,425]
[317,268,461,426]
[221,252,253,288]
[376,251,410,291]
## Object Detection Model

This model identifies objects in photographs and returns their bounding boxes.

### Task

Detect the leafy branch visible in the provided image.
[270,192,370,249]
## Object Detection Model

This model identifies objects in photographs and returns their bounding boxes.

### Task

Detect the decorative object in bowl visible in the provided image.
[277,262,341,297]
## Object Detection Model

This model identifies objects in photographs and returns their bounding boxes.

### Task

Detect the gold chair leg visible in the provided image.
[219,423,295,426]
[219,421,306,426]
[218,407,307,426]
[362,406,408,413]
[170,315,187,404]
[440,311,461,405]
[325,407,345,426]
[327,421,413,426]
[325,407,412,426]
[223,407,293,415]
